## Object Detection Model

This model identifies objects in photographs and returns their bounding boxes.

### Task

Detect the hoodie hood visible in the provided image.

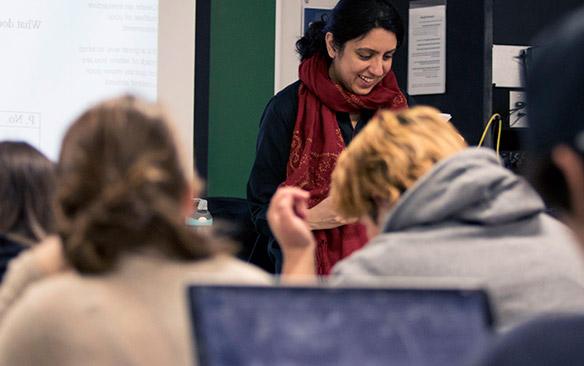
[383,148,545,232]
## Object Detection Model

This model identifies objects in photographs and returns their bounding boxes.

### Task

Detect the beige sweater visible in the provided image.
[0,253,272,365]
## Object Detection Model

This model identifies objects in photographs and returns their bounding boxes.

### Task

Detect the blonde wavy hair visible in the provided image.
[331,106,467,219]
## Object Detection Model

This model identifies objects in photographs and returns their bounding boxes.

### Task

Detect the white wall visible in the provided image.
[159,0,196,173]
[274,0,338,93]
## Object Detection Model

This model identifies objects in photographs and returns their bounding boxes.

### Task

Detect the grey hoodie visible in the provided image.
[332,148,584,331]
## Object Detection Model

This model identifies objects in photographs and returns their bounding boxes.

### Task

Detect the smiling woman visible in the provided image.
[326,28,398,95]
[247,0,407,275]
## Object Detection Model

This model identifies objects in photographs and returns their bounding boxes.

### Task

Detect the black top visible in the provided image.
[246,81,374,256]
[0,234,27,282]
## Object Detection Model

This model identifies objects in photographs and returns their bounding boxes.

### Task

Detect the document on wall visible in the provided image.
[492,45,530,88]
[407,0,446,95]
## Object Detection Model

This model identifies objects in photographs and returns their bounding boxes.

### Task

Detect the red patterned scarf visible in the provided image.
[284,55,407,275]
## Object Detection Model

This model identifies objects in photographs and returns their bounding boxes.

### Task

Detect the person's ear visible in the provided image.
[325,32,337,59]
[552,145,584,222]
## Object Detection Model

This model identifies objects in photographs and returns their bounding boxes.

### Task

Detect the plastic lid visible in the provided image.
[197,198,208,211]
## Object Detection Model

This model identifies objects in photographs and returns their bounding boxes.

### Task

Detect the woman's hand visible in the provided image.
[306,196,358,230]
[268,187,315,251]
[268,187,317,277]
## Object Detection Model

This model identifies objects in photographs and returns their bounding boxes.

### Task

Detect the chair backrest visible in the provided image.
[187,285,493,366]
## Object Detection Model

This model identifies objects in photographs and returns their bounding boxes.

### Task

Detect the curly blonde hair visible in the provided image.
[331,106,467,219]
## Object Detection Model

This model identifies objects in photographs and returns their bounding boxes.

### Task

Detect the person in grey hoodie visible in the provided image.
[268,106,584,331]
[470,6,584,365]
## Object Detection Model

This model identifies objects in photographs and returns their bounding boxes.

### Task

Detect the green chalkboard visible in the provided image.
[207,0,275,198]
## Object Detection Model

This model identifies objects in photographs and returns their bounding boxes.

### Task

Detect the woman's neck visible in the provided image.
[329,62,360,128]
[349,113,360,129]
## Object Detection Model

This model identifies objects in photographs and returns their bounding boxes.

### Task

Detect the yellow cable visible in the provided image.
[477,113,503,154]
[495,116,502,154]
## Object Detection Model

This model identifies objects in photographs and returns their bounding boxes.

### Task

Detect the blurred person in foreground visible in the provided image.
[474,6,584,366]
[268,106,584,331]
[0,96,271,365]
